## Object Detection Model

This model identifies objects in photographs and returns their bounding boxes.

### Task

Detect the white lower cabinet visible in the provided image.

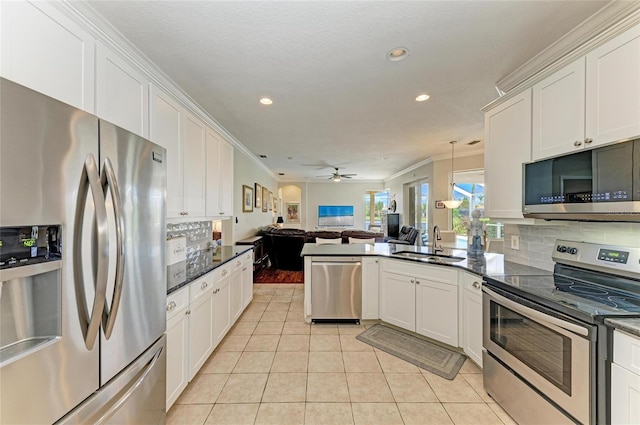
[241,251,254,309]
[460,272,483,367]
[380,271,416,331]
[166,255,253,408]
[611,330,640,424]
[188,275,214,381]
[361,257,380,320]
[165,287,189,410]
[380,259,458,346]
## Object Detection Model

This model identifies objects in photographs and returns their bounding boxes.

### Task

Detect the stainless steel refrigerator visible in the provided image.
[0,78,167,424]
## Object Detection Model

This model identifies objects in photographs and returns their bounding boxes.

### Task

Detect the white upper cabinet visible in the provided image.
[586,24,640,147]
[205,127,234,217]
[0,1,94,112]
[96,41,149,138]
[484,89,532,220]
[532,59,586,160]
[181,110,207,218]
[533,24,640,160]
[150,84,183,218]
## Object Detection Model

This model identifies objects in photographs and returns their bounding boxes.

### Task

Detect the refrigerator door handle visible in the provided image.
[100,157,125,339]
[73,153,109,350]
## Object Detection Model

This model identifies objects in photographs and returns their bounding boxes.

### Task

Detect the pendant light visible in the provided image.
[442,141,463,209]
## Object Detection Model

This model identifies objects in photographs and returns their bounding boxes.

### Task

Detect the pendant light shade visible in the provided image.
[443,141,462,209]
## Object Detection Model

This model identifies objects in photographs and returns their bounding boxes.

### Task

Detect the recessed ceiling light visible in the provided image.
[259,97,273,105]
[259,154,268,158]
[415,94,430,102]
[387,47,409,61]
[278,173,285,176]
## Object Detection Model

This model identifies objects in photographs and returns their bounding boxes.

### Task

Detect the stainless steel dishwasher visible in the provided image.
[310,257,362,322]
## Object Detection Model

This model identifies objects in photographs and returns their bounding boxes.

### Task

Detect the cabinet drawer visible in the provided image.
[241,251,253,266]
[614,330,640,375]
[166,286,189,320]
[382,259,457,283]
[231,256,244,272]
[189,275,214,303]
[211,263,231,283]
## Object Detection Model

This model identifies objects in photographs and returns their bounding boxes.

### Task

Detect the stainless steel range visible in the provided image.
[483,240,640,425]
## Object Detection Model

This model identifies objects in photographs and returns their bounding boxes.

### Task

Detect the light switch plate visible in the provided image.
[511,235,520,250]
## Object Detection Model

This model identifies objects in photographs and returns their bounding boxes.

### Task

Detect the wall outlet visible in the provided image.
[511,235,520,250]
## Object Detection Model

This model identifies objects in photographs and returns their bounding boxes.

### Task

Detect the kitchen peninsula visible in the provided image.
[300,242,549,367]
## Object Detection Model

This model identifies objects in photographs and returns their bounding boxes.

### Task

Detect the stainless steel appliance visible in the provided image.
[310,257,362,322]
[0,78,167,424]
[483,240,640,424]
[523,138,640,221]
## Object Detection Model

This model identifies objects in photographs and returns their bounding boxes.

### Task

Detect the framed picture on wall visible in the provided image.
[268,191,273,211]
[285,202,300,223]
[242,185,253,212]
[273,197,278,213]
[262,186,268,212]
[255,183,262,208]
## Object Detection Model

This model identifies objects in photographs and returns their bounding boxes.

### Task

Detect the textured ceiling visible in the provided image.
[87,0,608,182]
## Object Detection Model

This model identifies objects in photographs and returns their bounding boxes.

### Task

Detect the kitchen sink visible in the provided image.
[391,251,464,263]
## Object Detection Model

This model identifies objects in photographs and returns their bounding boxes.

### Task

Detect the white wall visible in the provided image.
[228,149,279,241]
[278,181,385,230]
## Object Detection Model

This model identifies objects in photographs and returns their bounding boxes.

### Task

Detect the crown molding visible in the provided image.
[54,1,278,181]
[485,1,640,111]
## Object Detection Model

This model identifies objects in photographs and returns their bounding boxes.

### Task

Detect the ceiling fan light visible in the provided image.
[333,175,341,182]
[442,199,462,209]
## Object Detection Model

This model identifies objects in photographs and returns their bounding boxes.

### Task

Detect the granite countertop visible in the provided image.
[300,242,550,279]
[167,245,252,295]
[605,318,640,338]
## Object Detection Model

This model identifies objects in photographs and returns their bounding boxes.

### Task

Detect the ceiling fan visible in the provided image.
[317,167,357,182]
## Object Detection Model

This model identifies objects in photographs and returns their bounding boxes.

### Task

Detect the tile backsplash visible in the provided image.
[167,221,213,259]
[503,221,640,271]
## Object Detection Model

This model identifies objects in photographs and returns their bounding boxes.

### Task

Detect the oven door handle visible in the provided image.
[483,286,589,337]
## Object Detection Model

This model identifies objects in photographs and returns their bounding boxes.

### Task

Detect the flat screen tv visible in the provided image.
[318,205,354,227]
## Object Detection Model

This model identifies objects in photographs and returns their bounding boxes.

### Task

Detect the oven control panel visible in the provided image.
[553,239,640,279]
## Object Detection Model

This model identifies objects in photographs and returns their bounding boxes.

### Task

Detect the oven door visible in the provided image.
[483,286,593,425]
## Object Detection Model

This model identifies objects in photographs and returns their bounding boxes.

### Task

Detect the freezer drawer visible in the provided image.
[56,335,166,425]
[311,259,362,320]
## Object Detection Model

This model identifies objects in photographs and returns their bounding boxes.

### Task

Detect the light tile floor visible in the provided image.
[168,283,518,425]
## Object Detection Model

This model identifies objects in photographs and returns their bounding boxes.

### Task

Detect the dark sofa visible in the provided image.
[259,227,385,271]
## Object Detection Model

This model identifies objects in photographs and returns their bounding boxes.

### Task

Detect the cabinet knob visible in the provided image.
[416,280,420,285]
[411,279,415,284]
[166,301,176,311]
[186,309,191,315]
[584,138,593,145]
[472,281,481,289]
[573,140,583,147]
[219,212,225,215]
[201,282,208,289]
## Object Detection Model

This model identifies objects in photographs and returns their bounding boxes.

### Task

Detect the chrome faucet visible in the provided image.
[432,225,443,253]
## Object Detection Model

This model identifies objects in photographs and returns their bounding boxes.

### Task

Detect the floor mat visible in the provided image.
[356,323,466,380]
[254,268,304,283]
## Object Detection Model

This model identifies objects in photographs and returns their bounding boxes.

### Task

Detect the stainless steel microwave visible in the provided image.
[523,139,640,221]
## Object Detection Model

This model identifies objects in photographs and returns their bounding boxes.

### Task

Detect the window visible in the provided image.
[364,191,389,230]
[452,170,503,246]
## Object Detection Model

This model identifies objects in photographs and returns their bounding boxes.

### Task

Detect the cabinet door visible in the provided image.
[0,1,95,112]
[380,272,415,332]
[532,59,586,160]
[150,84,183,218]
[415,279,458,346]
[484,89,532,219]
[96,41,148,137]
[218,138,234,216]
[611,363,640,424]
[462,287,483,367]
[230,269,243,322]
[188,291,214,381]
[242,252,254,309]
[182,110,206,217]
[212,278,231,347]
[586,24,640,147]
[166,310,189,409]
[361,257,380,320]
[205,128,234,217]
